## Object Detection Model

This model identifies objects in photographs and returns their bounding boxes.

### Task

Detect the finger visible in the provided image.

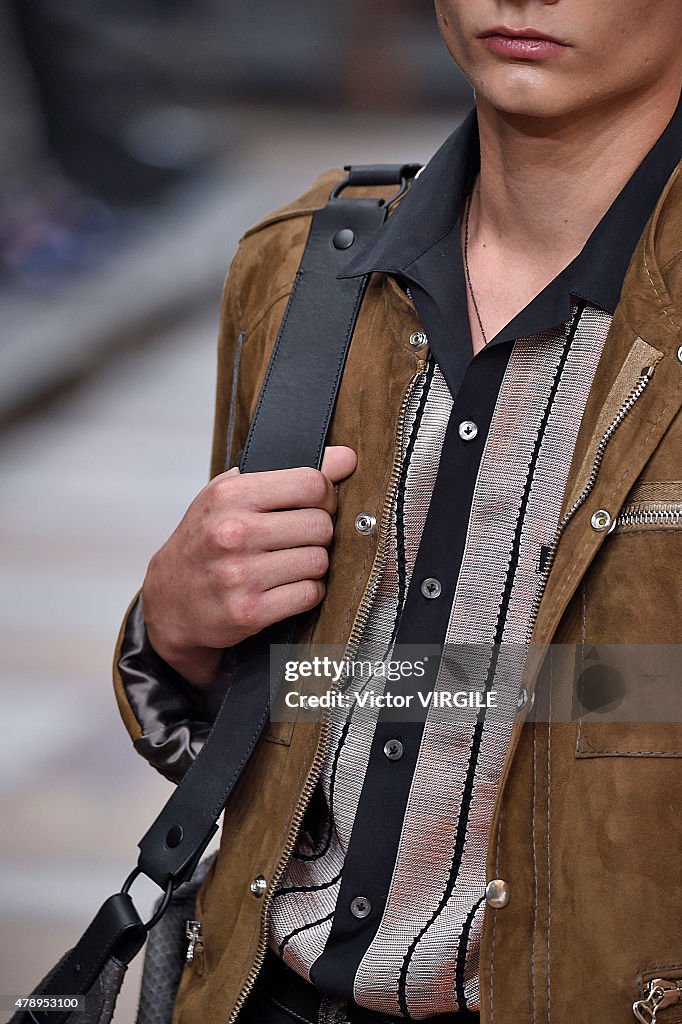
[253,509,334,551]
[256,578,326,626]
[249,546,329,590]
[239,466,339,514]
[320,445,357,483]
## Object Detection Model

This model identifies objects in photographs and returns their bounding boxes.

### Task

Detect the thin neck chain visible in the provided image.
[463,188,488,347]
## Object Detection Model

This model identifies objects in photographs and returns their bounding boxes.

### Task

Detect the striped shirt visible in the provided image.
[269,306,610,1017]
[266,100,682,1020]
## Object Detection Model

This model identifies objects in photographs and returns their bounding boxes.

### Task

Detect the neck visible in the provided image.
[474,83,681,263]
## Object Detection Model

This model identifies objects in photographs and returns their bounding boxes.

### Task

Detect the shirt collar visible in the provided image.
[339,91,682,345]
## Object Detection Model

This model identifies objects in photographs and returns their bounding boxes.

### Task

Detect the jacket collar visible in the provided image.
[340,92,682,346]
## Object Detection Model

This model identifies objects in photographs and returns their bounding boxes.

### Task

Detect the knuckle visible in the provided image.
[218,558,247,590]
[321,514,335,544]
[308,547,329,577]
[228,591,260,630]
[205,521,224,550]
[300,579,325,608]
[299,468,328,505]
[309,510,334,544]
[215,516,247,552]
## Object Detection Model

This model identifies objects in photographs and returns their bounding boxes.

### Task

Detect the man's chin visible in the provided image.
[474,70,581,121]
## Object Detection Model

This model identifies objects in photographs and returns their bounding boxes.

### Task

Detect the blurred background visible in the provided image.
[0,2,472,1019]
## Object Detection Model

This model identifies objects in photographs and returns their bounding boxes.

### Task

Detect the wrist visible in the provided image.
[146,628,223,689]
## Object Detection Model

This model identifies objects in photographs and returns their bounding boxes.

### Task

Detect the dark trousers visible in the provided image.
[237,948,481,1024]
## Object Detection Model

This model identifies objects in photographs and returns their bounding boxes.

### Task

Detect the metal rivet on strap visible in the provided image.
[165,825,183,848]
[333,228,356,250]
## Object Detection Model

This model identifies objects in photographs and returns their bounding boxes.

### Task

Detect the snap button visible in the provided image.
[333,228,356,250]
[590,509,612,532]
[515,688,535,712]
[421,577,442,599]
[350,895,372,919]
[409,331,428,349]
[250,875,267,898]
[485,879,510,908]
[677,345,682,363]
[458,420,478,442]
[384,738,404,761]
[355,512,377,536]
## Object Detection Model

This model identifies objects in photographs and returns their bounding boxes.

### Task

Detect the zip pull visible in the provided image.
[633,978,682,1022]
[185,919,205,974]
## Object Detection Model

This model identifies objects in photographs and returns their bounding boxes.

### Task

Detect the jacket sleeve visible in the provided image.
[112,241,245,784]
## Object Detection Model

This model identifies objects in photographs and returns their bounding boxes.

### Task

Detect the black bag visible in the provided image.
[11,164,419,1024]
[134,853,217,1024]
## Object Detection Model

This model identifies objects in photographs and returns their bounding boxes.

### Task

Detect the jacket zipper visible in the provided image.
[526,362,657,640]
[633,978,682,1023]
[343,362,428,658]
[224,715,332,1023]
[225,362,427,1023]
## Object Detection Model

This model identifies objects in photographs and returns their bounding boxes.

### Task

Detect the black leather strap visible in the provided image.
[16,165,417,1020]
[239,198,386,472]
[136,193,390,887]
[345,163,421,188]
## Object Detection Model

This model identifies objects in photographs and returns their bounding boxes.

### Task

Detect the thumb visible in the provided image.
[320,445,357,484]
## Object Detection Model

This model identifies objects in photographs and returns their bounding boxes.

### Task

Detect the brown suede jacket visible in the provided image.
[114,160,682,1024]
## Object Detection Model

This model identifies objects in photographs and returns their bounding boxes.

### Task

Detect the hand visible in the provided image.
[141,446,357,687]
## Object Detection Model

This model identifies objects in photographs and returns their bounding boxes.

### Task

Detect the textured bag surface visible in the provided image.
[136,855,216,1024]
[7,856,215,1024]
[8,954,128,1024]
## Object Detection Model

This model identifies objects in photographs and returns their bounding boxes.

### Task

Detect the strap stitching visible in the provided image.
[314,278,367,468]
[241,268,304,467]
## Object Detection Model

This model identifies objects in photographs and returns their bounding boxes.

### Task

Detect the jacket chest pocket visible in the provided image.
[609,479,682,535]
[574,650,682,758]
[575,479,682,758]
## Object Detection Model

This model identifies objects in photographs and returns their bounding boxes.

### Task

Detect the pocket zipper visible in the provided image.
[527,363,657,634]
[612,502,682,532]
[633,978,682,1022]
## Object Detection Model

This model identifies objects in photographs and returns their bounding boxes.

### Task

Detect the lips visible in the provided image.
[478,25,569,60]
